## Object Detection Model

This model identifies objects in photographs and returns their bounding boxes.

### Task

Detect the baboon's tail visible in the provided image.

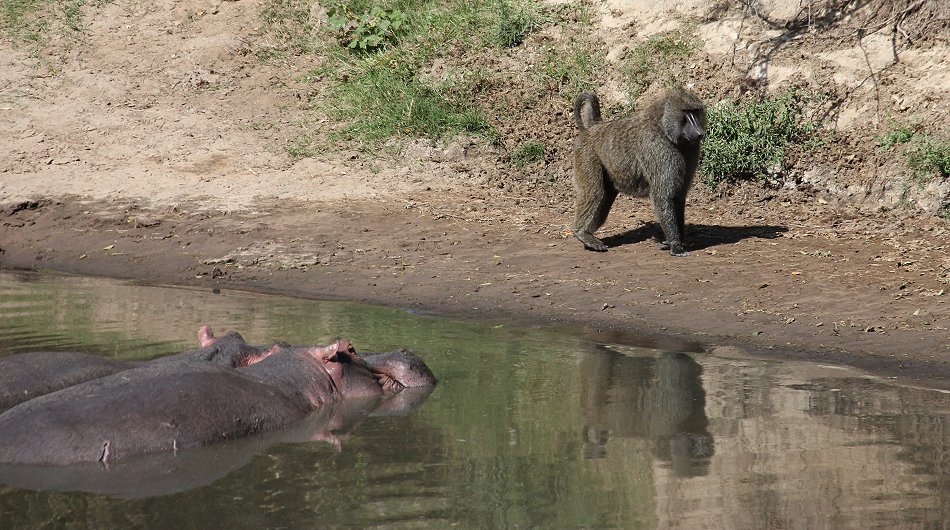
[573,92,602,130]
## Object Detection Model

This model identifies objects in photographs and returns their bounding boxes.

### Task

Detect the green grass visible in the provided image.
[699,89,825,188]
[877,121,950,181]
[260,1,505,151]
[1,0,89,47]
[256,0,321,59]
[326,57,492,144]
[259,0,566,154]
[493,0,544,48]
[256,0,608,158]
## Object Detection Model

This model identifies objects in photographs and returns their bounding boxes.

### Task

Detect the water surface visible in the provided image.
[0,271,946,528]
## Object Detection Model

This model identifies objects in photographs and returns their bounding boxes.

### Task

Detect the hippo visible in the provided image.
[0,325,284,413]
[0,328,436,466]
[0,385,436,498]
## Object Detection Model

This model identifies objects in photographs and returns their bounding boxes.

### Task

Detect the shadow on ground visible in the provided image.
[602,223,788,251]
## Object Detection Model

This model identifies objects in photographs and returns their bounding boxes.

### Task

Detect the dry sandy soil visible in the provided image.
[1,0,949,388]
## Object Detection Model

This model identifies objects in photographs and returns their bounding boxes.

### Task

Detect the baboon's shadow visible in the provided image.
[602,222,787,251]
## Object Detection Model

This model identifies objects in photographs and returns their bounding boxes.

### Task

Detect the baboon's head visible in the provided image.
[661,89,706,146]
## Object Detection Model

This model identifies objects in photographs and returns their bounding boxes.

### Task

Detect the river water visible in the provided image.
[0,270,946,528]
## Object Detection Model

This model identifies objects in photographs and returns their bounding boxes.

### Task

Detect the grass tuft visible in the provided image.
[493,0,543,48]
[324,56,494,147]
[258,0,521,152]
[510,140,545,166]
[537,39,603,100]
[622,31,695,104]
[256,0,320,59]
[877,121,950,180]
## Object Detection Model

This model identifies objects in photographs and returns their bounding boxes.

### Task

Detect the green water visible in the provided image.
[0,270,946,528]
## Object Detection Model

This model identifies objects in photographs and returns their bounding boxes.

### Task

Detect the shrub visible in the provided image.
[908,137,950,177]
[699,89,823,188]
[326,4,407,52]
[876,122,915,150]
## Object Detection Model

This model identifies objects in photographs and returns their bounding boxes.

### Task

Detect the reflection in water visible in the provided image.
[658,357,950,530]
[581,346,713,476]
[0,271,947,528]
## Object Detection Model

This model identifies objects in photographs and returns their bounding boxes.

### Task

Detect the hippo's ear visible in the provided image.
[331,339,358,362]
[306,339,354,363]
[198,325,216,348]
[339,339,356,355]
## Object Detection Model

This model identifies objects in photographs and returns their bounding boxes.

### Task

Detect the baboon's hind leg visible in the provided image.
[572,165,616,252]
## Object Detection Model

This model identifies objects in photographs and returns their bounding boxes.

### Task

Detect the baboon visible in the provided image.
[571,88,706,256]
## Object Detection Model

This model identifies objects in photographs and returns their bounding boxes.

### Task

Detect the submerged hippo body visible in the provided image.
[0,326,283,414]
[0,328,436,466]
[0,352,134,413]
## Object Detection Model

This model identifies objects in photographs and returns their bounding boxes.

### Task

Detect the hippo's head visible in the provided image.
[361,349,437,391]
[299,342,436,397]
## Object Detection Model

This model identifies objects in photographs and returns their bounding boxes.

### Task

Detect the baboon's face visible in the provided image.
[661,91,707,147]
[680,108,706,144]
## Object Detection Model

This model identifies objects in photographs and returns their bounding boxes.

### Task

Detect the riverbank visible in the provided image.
[2,193,948,389]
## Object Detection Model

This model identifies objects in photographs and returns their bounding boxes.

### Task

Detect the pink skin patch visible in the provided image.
[198,324,216,348]
[240,344,280,366]
[306,340,402,391]
[196,324,281,366]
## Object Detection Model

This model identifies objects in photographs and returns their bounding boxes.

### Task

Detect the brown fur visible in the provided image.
[571,88,706,256]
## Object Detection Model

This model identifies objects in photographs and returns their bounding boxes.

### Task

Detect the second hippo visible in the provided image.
[0,325,283,413]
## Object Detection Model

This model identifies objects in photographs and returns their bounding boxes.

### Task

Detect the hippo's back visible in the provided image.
[0,351,134,413]
[0,362,308,465]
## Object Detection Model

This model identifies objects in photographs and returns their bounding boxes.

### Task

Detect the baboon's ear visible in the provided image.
[661,100,683,144]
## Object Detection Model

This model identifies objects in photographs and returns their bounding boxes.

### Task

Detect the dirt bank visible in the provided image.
[2,193,948,389]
